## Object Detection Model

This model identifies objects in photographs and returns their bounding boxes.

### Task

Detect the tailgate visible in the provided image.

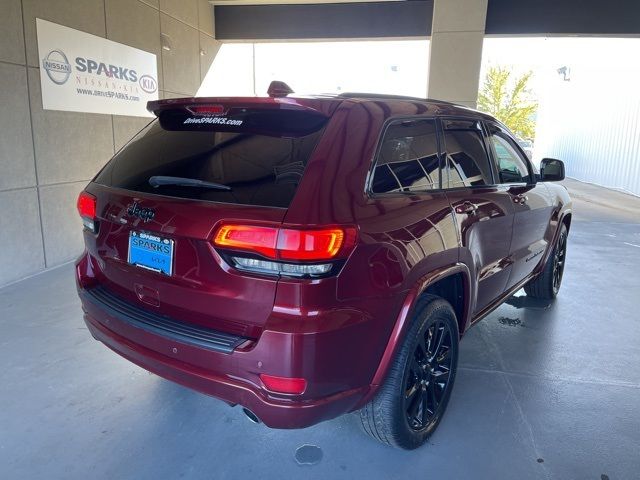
[85,183,285,338]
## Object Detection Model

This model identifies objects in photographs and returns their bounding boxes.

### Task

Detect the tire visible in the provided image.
[358,294,459,449]
[524,223,568,299]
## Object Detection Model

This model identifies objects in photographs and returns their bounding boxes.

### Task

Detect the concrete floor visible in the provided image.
[1,178,639,479]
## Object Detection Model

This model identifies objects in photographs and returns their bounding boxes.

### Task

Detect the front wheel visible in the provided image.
[525,223,568,299]
[358,295,459,449]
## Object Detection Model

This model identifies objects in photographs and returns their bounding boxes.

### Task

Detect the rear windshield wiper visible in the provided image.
[149,176,232,191]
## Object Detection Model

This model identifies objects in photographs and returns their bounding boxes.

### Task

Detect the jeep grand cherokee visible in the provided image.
[76,84,571,449]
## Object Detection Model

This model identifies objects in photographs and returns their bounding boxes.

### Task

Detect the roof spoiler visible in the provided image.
[147,95,326,117]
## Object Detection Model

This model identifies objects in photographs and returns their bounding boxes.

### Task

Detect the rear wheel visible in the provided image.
[525,223,568,299]
[358,295,459,449]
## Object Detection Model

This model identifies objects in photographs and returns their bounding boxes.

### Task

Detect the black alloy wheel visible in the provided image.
[359,295,459,449]
[404,319,453,431]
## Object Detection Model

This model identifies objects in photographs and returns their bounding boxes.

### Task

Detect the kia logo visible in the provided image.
[42,49,71,85]
[126,202,155,222]
[139,75,157,94]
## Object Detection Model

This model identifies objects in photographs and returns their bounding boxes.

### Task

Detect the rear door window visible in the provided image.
[94,108,327,208]
[441,119,493,188]
[370,118,442,194]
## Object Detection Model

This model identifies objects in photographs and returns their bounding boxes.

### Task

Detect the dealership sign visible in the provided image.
[36,19,158,117]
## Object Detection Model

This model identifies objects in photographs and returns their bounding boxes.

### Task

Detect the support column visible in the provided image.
[427,0,488,108]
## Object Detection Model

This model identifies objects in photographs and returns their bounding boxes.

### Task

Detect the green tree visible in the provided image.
[477,66,538,140]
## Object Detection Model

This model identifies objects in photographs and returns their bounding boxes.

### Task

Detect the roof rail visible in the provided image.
[337,92,424,101]
[337,92,463,106]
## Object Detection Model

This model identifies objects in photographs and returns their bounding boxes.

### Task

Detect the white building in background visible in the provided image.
[534,61,640,196]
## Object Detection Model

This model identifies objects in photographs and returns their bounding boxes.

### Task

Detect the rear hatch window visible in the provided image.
[94,108,327,208]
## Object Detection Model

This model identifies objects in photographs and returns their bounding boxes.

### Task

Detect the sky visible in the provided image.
[481,37,640,96]
[198,40,430,97]
[198,37,640,99]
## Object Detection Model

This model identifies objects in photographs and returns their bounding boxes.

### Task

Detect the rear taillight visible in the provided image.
[214,225,278,258]
[277,228,349,260]
[77,191,97,232]
[213,224,357,278]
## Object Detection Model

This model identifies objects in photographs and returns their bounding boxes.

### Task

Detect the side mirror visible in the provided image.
[539,158,565,182]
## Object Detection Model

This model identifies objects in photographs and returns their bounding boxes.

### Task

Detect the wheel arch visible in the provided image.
[364,263,472,398]
[562,211,572,231]
[535,208,572,277]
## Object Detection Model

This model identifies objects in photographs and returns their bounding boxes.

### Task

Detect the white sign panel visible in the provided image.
[36,18,158,117]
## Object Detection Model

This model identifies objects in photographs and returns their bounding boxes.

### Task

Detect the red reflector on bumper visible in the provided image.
[259,374,307,395]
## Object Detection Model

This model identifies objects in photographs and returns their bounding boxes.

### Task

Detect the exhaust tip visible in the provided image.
[242,407,261,424]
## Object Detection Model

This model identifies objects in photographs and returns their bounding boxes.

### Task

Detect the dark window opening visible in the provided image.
[442,119,493,188]
[371,119,441,194]
[486,123,531,184]
[94,110,327,208]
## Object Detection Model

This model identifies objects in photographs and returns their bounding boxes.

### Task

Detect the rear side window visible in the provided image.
[371,119,441,194]
[94,109,327,208]
[442,119,493,188]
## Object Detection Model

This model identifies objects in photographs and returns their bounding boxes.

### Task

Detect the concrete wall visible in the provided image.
[0,0,220,287]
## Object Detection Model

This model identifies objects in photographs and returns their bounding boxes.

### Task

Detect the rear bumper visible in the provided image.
[75,250,401,428]
[82,307,367,428]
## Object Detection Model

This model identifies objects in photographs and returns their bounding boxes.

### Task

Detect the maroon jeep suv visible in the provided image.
[76,86,571,449]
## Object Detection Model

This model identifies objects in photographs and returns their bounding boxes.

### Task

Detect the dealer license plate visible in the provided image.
[128,231,174,276]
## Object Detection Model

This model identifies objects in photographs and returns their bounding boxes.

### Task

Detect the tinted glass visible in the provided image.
[442,119,493,188]
[487,124,531,183]
[371,119,441,193]
[94,110,326,208]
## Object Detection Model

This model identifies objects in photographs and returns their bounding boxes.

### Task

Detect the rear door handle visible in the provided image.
[455,202,478,215]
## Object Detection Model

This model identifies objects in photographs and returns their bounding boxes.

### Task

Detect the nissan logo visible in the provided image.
[42,49,72,85]
[139,74,157,94]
